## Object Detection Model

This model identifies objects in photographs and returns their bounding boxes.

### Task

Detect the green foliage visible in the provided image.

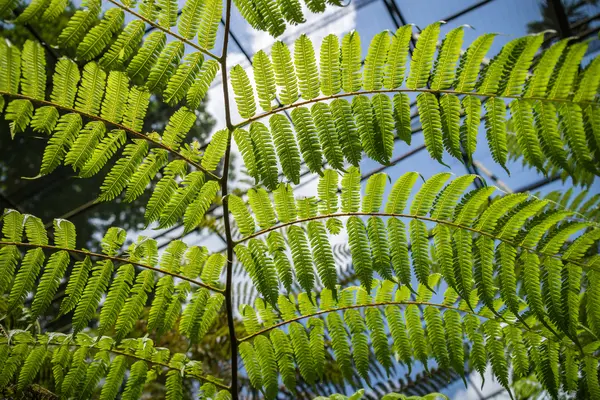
[1,3,599,400]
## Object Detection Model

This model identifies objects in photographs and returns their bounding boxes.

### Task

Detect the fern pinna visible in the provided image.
[0,0,599,398]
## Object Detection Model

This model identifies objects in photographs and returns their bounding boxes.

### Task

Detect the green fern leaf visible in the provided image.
[352,94,380,163]
[200,253,226,286]
[73,259,114,333]
[164,52,204,106]
[525,39,568,98]
[21,40,46,100]
[124,149,169,202]
[76,8,124,61]
[294,34,320,100]
[431,26,464,90]
[64,121,105,171]
[239,341,263,389]
[30,106,59,134]
[255,0,285,37]
[230,65,256,118]
[326,312,353,381]
[417,92,444,164]
[329,98,361,166]
[503,34,543,96]
[454,33,496,91]
[0,41,21,94]
[99,355,127,400]
[347,216,373,291]
[253,50,277,111]
[75,62,107,115]
[147,41,185,93]
[406,22,440,89]
[273,183,297,223]
[341,166,361,212]
[14,0,50,23]
[272,41,298,104]
[162,106,197,151]
[459,95,481,162]
[98,139,149,202]
[307,220,337,291]
[484,97,508,172]
[30,250,69,318]
[58,256,92,316]
[17,345,47,392]
[249,121,280,188]
[178,0,204,39]
[98,264,134,335]
[233,128,260,183]
[40,113,82,175]
[159,171,205,229]
[363,31,390,91]
[122,86,151,132]
[157,0,177,27]
[439,94,462,160]
[180,287,210,341]
[187,59,220,109]
[121,360,148,400]
[320,34,341,96]
[270,114,301,184]
[229,195,255,236]
[341,30,362,92]
[100,20,145,71]
[60,345,89,398]
[291,107,323,175]
[392,93,412,145]
[287,225,315,294]
[247,187,277,228]
[57,3,101,50]
[254,335,278,400]
[311,102,344,170]
[548,42,587,100]
[383,25,412,89]
[5,99,33,137]
[201,129,228,172]
[371,93,395,163]
[405,304,428,368]
[79,129,127,178]
[278,0,304,25]
[559,102,595,171]
[127,31,166,82]
[115,269,154,340]
[424,305,449,370]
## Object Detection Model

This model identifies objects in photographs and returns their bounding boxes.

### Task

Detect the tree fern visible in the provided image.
[1,5,600,400]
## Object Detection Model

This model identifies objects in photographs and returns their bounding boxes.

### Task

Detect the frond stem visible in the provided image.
[106,0,221,61]
[233,88,598,128]
[239,300,500,342]
[0,91,221,180]
[0,240,224,293]
[233,211,593,271]
[219,0,238,397]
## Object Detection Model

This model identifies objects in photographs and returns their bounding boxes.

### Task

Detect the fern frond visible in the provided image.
[127,31,166,82]
[270,114,301,184]
[230,65,256,119]
[100,20,145,71]
[40,113,82,175]
[363,31,390,91]
[164,52,204,106]
[291,107,323,175]
[159,171,205,229]
[147,41,185,93]
[162,106,197,151]
[294,34,320,100]
[76,8,124,61]
[188,59,220,109]
[202,128,228,171]
[184,180,220,233]
[271,41,298,105]
[417,92,444,163]
[320,34,341,96]
[253,50,277,111]
[21,40,46,100]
